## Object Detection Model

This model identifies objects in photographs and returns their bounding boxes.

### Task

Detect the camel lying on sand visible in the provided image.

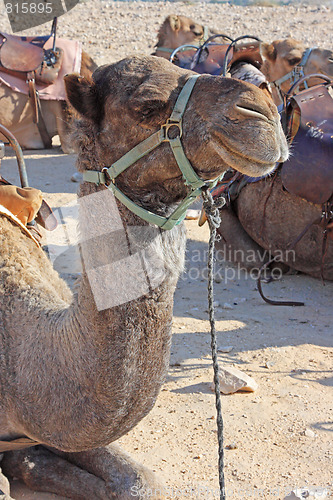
[154,17,332,103]
[0,55,288,498]
[153,15,209,59]
[0,51,97,153]
[153,21,333,280]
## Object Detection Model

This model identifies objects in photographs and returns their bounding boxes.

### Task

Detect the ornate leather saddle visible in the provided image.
[0,32,63,85]
[281,76,333,205]
[174,39,262,76]
[0,18,63,148]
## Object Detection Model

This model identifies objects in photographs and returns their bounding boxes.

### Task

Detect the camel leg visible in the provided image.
[216,206,270,270]
[53,443,165,499]
[1,446,109,499]
[1,444,164,499]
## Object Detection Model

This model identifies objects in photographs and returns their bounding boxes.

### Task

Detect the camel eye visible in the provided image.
[190,24,195,30]
[288,57,301,66]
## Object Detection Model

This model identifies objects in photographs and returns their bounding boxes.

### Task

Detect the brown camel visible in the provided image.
[260,38,333,104]
[0,51,97,153]
[154,25,332,280]
[211,73,333,281]
[154,17,332,107]
[153,15,210,59]
[207,65,333,281]
[0,55,288,498]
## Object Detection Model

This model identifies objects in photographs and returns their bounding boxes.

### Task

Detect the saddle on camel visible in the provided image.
[0,18,61,149]
[0,17,86,151]
[167,34,333,281]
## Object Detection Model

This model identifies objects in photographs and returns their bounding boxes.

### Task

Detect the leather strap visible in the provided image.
[83,75,223,230]
[27,72,52,149]
[27,72,38,123]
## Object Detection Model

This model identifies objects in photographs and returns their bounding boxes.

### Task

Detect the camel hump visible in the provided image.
[281,80,333,205]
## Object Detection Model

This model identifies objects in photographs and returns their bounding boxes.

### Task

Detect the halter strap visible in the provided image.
[83,75,222,230]
[271,47,316,99]
[155,47,174,54]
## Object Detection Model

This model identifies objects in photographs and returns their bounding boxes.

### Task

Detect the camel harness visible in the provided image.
[83,74,224,230]
[269,47,316,102]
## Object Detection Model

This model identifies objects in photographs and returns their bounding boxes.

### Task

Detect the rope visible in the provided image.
[201,187,226,500]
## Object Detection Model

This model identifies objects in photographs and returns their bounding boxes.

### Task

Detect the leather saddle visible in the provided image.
[0,32,63,85]
[0,176,57,231]
[281,78,333,205]
[175,41,262,75]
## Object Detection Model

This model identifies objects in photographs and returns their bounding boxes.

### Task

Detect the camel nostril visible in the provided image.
[235,104,269,122]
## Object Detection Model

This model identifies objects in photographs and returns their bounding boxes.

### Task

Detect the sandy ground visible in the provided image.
[0,1,332,499]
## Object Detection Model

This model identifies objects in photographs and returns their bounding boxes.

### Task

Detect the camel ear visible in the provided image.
[168,15,180,32]
[64,74,101,122]
[260,42,277,62]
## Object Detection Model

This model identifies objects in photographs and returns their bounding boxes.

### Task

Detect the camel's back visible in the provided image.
[0,215,72,308]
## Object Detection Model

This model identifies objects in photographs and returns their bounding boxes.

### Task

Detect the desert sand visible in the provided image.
[0,1,332,499]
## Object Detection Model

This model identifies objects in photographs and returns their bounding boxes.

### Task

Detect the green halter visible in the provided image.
[83,74,222,230]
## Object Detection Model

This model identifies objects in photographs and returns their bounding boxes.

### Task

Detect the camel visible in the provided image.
[213,171,333,281]
[0,55,288,498]
[154,25,333,281]
[206,63,333,281]
[154,17,332,107]
[0,51,97,153]
[259,38,333,105]
[153,15,210,59]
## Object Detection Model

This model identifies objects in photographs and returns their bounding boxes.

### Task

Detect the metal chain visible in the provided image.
[201,187,226,500]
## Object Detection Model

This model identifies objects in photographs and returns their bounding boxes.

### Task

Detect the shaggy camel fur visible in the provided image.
[0,55,288,498]
[154,15,209,59]
[0,51,97,153]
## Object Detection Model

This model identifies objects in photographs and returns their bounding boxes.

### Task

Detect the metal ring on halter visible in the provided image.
[169,45,203,64]
[286,73,332,97]
[221,35,262,77]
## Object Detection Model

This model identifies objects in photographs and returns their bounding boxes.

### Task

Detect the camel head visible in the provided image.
[155,15,207,58]
[65,56,288,216]
[261,38,333,99]
[261,38,305,88]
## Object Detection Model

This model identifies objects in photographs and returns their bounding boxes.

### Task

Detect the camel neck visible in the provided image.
[62,197,187,446]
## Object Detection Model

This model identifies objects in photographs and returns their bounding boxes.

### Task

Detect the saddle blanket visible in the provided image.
[0,38,82,101]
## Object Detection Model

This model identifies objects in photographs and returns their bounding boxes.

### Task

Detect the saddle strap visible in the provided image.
[27,73,52,149]
[0,437,40,453]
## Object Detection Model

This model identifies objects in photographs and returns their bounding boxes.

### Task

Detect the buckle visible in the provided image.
[102,167,112,186]
[161,119,182,141]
